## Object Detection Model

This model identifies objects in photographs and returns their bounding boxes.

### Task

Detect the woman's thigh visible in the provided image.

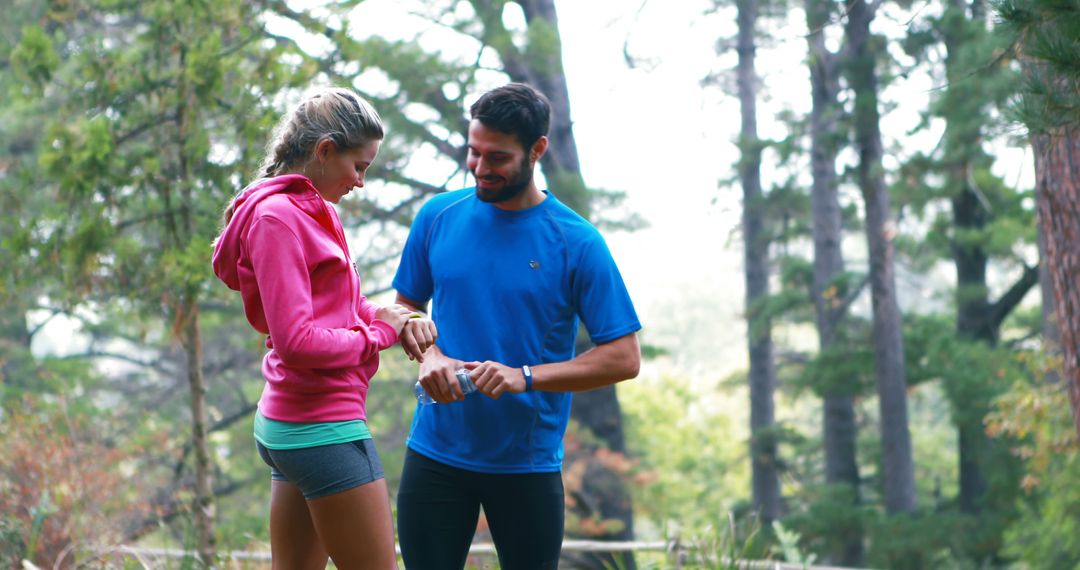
[268,480,328,570]
[260,439,396,569]
[307,478,398,570]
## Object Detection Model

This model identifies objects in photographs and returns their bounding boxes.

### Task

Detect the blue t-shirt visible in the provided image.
[393,188,641,473]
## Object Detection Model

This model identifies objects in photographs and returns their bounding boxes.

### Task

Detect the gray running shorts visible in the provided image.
[256,439,384,500]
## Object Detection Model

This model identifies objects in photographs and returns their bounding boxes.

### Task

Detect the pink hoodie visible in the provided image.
[212,174,397,422]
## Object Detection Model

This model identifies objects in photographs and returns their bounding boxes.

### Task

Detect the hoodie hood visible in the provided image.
[212,174,327,290]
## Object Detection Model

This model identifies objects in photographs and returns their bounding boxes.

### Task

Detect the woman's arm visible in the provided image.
[249,216,396,367]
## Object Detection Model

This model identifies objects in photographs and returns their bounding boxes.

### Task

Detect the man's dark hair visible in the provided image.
[469,83,551,151]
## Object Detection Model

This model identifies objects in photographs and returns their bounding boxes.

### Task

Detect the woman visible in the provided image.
[212,87,435,570]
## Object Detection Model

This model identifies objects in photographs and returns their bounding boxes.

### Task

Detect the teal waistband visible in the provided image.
[254,410,371,450]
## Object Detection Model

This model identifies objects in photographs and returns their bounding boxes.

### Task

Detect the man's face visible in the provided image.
[466,119,534,204]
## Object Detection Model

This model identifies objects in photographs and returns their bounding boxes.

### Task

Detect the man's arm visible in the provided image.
[395,293,428,315]
[468,332,640,398]
[531,332,640,391]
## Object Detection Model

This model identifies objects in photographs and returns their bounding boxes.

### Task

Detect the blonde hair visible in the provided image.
[260,87,385,177]
[222,88,384,224]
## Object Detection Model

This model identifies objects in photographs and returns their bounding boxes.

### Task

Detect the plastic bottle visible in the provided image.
[415,369,476,405]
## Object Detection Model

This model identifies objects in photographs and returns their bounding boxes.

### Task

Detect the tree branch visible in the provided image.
[123,474,261,542]
[990,263,1040,331]
[55,350,175,376]
[826,273,871,341]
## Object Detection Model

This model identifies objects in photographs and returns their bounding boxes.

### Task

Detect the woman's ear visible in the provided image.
[314,138,336,163]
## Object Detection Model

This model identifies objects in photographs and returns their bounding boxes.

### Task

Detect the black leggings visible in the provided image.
[396,448,564,570]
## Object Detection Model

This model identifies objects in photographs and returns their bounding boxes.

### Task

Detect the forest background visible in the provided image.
[3,0,1080,569]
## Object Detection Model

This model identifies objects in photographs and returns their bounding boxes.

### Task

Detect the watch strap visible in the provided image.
[522,365,533,392]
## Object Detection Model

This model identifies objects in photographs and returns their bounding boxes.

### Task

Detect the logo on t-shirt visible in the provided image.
[529,260,540,269]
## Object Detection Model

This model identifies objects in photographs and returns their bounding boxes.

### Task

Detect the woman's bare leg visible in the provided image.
[307,478,398,570]
[269,480,329,570]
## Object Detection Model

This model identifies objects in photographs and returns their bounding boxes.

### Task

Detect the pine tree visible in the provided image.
[843,0,917,515]
[995,0,1080,437]
[29,0,298,561]
[804,0,863,563]
[735,0,783,525]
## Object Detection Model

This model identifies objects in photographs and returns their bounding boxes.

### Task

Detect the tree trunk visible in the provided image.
[1035,145,1062,384]
[1031,126,1080,437]
[843,0,917,514]
[516,0,588,217]
[737,0,782,524]
[805,0,862,563]
[950,178,993,514]
[180,298,216,566]
[174,45,215,564]
[942,0,991,516]
[1038,214,1059,349]
[943,0,1040,515]
[0,305,33,391]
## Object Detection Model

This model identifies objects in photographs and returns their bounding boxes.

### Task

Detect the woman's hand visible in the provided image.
[375,303,414,335]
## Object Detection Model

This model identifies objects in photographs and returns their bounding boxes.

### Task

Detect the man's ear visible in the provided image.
[530,136,549,163]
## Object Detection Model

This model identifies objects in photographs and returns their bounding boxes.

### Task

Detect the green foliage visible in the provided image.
[620,376,748,534]
[668,512,769,570]
[903,315,1026,425]
[864,510,977,570]
[771,521,816,567]
[987,367,1080,569]
[777,255,813,292]
[10,25,59,88]
[524,16,562,76]
[782,484,871,564]
[0,2,309,556]
[901,318,1026,561]
[763,177,812,242]
[995,0,1080,132]
[792,316,874,397]
[26,0,284,313]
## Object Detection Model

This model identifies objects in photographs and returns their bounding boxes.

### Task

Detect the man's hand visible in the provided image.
[417,350,473,403]
[399,316,437,362]
[467,361,528,400]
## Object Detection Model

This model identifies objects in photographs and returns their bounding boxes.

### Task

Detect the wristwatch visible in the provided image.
[522,365,533,392]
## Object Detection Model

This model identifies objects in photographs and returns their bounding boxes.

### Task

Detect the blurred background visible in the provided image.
[2,0,1079,568]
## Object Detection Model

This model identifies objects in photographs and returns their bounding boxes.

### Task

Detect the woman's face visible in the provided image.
[310,139,381,204]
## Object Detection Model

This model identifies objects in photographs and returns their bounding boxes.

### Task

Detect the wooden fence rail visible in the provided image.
[23,541,873,570]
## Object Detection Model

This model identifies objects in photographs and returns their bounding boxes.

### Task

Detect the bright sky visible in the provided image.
[555,0,748,380]
[550,1,1036,383]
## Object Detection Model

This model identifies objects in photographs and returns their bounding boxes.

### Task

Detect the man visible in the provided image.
[393,82,641,570]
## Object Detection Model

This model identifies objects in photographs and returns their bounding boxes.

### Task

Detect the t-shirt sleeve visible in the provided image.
[392,201,436,305]
[572,233,641,344]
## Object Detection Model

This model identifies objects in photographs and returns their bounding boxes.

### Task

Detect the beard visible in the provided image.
[474,155,534,204]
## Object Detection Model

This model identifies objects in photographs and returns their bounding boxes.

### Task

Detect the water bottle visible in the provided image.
[415,369,476,405]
